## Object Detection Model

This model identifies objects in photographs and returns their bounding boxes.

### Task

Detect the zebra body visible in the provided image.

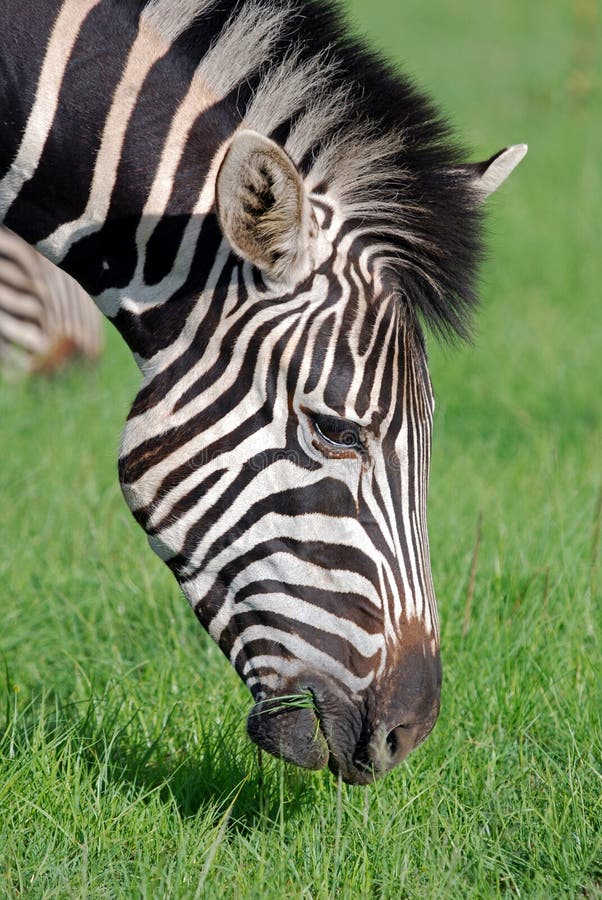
[0,227,103,374]
[0,0,525,782]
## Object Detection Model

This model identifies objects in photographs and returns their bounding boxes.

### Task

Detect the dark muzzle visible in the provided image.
[246,660,441,785]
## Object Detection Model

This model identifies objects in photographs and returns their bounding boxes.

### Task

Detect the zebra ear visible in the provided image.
[215,130,313,282]
[460,144,528,201]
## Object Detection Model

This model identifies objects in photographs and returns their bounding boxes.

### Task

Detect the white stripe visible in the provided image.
[234,627,374,694]
[235,592,384,656]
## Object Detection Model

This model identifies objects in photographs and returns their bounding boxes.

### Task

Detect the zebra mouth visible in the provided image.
[246,680,378,784]
[246,693,330,771]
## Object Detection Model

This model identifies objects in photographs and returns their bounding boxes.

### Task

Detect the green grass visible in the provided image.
[1,0,601,896]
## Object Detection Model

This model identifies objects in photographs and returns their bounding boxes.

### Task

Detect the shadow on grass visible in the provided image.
[0,674,324,833]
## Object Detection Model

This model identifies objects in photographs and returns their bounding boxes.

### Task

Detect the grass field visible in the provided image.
[1,0,601,896]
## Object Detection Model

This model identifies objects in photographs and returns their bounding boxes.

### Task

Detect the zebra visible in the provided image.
[0,226,103,375]
[0,0,526,784]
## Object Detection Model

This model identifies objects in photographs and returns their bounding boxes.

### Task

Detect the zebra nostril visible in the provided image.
[385,723,412,757]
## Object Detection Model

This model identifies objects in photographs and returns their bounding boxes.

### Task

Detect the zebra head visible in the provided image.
[0,0,526,784]
[119,131,526,784]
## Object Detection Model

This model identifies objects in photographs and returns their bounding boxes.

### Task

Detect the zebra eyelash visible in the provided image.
[307,411,367,457]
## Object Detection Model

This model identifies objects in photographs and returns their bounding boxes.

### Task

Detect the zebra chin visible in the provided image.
[246,666,441,786]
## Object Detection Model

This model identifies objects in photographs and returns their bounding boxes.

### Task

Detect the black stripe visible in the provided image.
[235,580,384,634]
[0,0,64,181]
[187,537,380,597]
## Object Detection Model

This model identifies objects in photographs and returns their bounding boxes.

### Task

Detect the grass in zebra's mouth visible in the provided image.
[247,691,318,718]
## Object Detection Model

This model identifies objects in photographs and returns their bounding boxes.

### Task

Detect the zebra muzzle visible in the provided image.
[245,657,441,784]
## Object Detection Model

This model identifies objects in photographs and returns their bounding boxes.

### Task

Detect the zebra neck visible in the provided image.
[0,0,239,362]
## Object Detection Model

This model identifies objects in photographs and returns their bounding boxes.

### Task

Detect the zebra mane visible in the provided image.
[143,0,484,340]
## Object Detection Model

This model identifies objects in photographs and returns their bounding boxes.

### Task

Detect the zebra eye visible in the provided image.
[310,413,364,452]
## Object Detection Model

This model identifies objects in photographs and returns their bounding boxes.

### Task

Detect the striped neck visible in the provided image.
[0,1,238,361]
